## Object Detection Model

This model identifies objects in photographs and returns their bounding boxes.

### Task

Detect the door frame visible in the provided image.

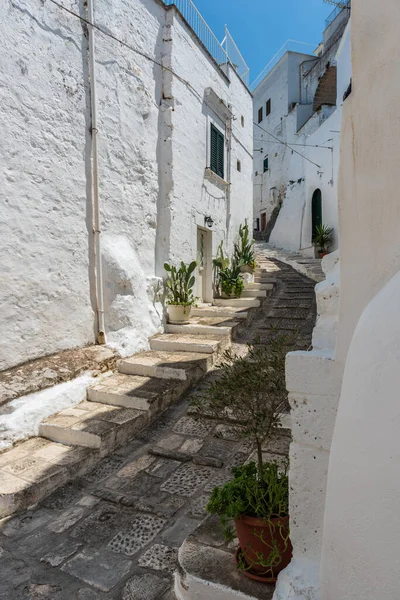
[196,226,213,303]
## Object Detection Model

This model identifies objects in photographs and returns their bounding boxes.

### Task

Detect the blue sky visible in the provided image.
[195,0,333,85]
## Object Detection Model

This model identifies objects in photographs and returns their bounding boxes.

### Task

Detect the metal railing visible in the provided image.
[222,26,250,86]
[325,0,351,28]
[250,40,317,91]
[163,0,249,86]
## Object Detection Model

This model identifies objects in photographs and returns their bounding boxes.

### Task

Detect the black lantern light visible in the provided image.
[204,216,214,228]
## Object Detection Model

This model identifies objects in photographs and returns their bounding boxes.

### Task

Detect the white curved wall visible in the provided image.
[321,270,400,600]
[321,0,400,597]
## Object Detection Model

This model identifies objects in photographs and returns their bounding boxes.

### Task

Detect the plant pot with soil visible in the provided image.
[191,337,293,582]
[234,220,257,275]
[312,224,333,259]
[164,260,197,324]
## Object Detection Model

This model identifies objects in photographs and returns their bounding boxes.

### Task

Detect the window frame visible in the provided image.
[266,98,271,116]
[258,107,263,123]
[263,156,269,173]
[210,123,225,180]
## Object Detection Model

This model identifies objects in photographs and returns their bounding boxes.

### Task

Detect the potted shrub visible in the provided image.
[234,220,256,274]
[312,224,333,258]
[213,242,244,299]
[191,337,292,582]
[164,260,197,324]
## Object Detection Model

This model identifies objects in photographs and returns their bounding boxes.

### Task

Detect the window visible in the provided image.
[266,98,271,116]
[210,123,224,179]
[258,107,263,123]
[255,171,258,176]
[237,159,241,172]
[263,157,269,172]
[241,115,244,127]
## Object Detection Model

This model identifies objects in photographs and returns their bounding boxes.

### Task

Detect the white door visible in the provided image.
[197,227,212,303]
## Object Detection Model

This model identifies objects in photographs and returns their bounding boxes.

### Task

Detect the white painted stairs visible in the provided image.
[0,274,274,517]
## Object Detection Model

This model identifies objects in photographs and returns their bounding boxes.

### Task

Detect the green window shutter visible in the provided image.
[210,124,224,179]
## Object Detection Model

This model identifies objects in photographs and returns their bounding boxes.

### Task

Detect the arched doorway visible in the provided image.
[312,189,322,239]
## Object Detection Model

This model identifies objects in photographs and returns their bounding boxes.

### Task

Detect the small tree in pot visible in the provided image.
[164,261,197,324]
[191,336,292,582]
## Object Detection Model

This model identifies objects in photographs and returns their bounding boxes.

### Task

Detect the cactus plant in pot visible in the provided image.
[234,220,256,274]
[191,337,292,582]
[164,260,197,324]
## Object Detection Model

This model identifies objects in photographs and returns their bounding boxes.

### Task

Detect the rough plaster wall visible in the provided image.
[0,0,94,370]
[320,1,400,596]
[336,0,400,362]
[167,11,253,262]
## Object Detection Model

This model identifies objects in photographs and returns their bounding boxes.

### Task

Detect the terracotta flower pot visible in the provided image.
[319,251,329,259]
[167,304,191,324]
[234,514,292,582]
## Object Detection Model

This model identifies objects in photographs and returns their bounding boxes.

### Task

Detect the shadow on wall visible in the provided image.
[101,235,163,357]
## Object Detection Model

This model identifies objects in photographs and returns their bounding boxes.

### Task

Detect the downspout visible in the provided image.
[225,111,233,244]
[87,0,105,344]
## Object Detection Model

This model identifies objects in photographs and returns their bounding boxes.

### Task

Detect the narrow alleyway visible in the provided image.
[0,258,316,600]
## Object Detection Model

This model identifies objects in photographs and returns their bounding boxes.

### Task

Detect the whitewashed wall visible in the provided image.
[0,0,252,371]
[269,23,351,253]
[0,0,94,371]
[321,0,400,597]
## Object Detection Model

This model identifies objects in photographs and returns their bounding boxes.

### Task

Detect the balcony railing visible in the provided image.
[325,0,351,28]
[163,0,249,86]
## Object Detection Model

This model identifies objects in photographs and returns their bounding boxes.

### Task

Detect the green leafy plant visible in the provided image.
[213,241,244,298]
[312,224,333,254]
[234,220,256,270]
[164,260,197,306]
[207,461,289,540]
[191,336,289,476]
[218,262,244,298]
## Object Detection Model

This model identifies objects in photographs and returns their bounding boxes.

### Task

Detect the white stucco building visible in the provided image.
[253,4,350,253]
[0,0,252,371]
[275,0,400,598]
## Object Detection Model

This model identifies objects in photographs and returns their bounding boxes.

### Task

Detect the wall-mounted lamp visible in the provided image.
[204,216,214,228]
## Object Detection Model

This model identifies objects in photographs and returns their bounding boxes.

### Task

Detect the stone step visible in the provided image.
[150,333,230,355]
[191,305,249,319]
[165,316,240,337]
[0,438,101,518]
[213,298,261,308]
[87,373,188,417]
[39,401,148,453]
[241,289,267,298]
[118,350,211,381]
[244,282,274,290]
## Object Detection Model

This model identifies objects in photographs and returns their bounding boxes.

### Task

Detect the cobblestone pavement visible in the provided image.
[0,259,316,600]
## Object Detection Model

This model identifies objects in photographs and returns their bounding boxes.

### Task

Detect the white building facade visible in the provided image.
[0,0,253,371]
[253,6,351,253]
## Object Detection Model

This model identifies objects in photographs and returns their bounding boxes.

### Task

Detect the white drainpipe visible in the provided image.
[87,0,105,344]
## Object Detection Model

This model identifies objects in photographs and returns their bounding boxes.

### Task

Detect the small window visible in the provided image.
[258,107,263,123]
[241,115,244,127]
[263,157,269,172]
[255,171,258,176]
[266,99,271,116]
[237,160,241,172]
[210,123,225,179]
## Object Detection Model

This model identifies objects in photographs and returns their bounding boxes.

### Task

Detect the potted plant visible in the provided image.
[213,242,244,299]
[191,337,292,582]
[164,260,197,324]
[234,220,256,274]
[312,224,333,258]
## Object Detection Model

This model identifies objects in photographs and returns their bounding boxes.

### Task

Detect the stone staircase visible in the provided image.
[0,268,276,518]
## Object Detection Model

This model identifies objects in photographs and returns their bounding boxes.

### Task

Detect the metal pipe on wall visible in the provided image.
[87,0,105,344]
